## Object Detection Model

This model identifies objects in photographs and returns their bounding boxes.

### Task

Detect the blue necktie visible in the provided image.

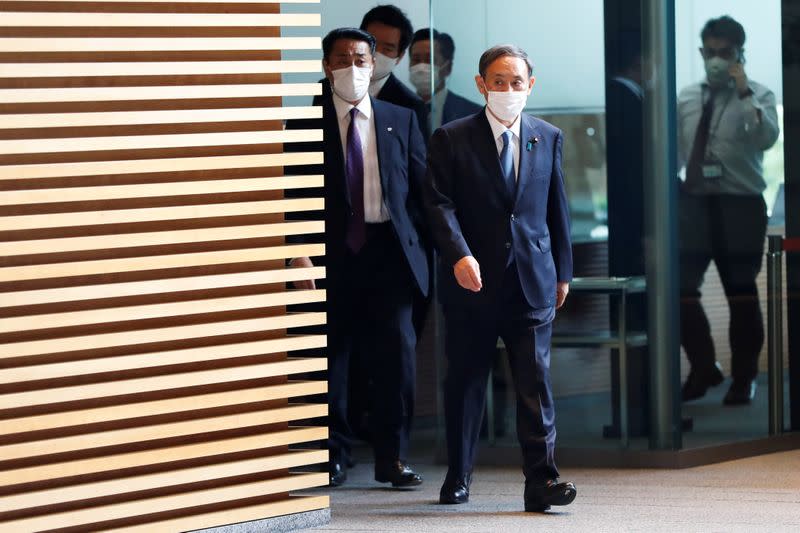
[345,107,366,253]
[500,129,516,198]
[500,130,516,266]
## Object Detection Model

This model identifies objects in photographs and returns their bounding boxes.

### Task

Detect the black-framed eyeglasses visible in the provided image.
[699,45,737,61]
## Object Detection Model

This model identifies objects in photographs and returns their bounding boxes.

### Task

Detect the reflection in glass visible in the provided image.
[409,28,483,137]
[288,0,789,459]
[676,6,784,447]
[428,0,787,453]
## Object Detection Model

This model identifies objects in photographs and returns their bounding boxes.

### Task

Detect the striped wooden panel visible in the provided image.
[2,426,328,486]
[0,152,324,179]
[0,1,329,532]
[0,108,323,129]
[1,60,324,77]
[0,37,321,52]
[2,13,322,27]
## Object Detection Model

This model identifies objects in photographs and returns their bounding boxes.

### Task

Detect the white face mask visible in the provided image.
[704,56,732,88]
[409,63,433,97]
[410,62,450,97]
[372,52,398,81]
[486,90,529,122]
[331,65,373,102]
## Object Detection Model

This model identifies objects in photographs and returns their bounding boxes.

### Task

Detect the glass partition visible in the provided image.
[430,0,619,450]
[429,0,787,453]
[430,0,609,243]
[283,0,790,465]
[674,0,785,447]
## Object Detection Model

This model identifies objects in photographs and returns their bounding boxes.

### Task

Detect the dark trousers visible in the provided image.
[327,223,417,465]
[347,243,431,445]
[442,263,558,482]
[679,192,767,382]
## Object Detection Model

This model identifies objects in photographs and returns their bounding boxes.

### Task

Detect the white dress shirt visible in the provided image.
[677,79,779,196]
[430,87,449,132]
[332,92,390,222]
[485,107,521,180]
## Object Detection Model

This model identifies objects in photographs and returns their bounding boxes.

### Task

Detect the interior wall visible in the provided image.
[0,1,328,530]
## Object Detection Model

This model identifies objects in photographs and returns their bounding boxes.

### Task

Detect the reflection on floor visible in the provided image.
[483,372,789,450]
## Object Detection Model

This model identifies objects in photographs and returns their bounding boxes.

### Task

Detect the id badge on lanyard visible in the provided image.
[702,158,723,179]
[702,89,732,180]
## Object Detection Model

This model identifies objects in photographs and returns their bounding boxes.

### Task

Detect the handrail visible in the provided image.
[767,235,785,435]
[561,275,645,448]
[570,276,647,293]
[492,275,647,448]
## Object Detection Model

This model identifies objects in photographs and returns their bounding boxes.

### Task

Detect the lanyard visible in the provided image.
[702,86,734,159]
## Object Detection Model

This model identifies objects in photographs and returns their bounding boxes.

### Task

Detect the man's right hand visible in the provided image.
[454,256,482,292]
[289,256,316,290]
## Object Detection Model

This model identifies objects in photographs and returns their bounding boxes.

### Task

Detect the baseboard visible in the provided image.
[466,432,800,469]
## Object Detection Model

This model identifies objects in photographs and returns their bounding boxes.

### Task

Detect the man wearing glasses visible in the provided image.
[678,16,780,406]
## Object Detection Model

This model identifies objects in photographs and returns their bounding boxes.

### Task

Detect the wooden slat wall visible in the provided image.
[0,1,329,531]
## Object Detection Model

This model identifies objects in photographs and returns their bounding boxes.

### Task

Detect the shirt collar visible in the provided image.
[485,106,521,142]
[332,91,373,121]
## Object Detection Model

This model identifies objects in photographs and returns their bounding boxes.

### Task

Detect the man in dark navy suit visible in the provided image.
[313,6,428,445]
[408,28,483,137]
[424,44,576,512]
[410,27,507,439]
[291,28,428,489]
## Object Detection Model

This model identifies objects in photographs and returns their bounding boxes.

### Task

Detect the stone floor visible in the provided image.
[302,449,800,532]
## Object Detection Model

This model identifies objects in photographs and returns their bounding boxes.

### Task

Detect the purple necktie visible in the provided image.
[345,107,366,253]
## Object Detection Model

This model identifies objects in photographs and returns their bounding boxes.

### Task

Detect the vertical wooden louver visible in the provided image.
[0,0,329,531]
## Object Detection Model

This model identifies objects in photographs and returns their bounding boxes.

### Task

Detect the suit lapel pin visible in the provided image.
[526,137,539,151]
[387,127,393,132]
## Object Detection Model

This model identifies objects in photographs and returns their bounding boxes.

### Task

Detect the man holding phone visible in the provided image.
[678,15,780,405]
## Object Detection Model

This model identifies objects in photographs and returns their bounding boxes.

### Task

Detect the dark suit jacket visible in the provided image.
[423,90,483,138]
[441,90,483,127]
[288,95,429,297]
[424,110,572,309]
[315,74,426,137]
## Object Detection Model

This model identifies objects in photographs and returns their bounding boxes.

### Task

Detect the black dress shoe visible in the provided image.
[723,380,756,405]
[439,473,471,504]
[329,459,347,487]
[524,479,577,512]
[681,362,724,402]
[374,460,423,488]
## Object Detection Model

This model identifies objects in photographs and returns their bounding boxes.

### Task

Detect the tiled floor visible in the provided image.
[303,449,800,532]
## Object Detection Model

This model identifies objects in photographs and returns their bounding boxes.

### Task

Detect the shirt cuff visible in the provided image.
[738,87,763,130]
